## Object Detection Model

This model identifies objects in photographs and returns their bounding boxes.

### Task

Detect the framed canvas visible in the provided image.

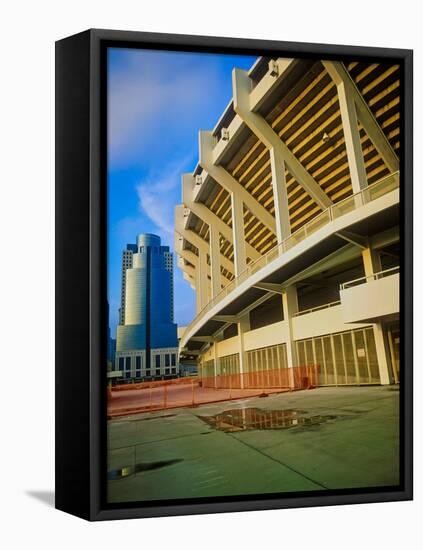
[55,29,413,521]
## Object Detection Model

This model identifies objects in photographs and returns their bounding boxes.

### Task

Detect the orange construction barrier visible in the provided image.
[107,365,320,418]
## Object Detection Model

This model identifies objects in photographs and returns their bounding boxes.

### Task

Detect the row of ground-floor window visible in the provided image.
[201,324,400,386]
[114,349,179,380]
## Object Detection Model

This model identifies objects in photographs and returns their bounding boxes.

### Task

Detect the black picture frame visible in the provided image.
[55,28,413,521]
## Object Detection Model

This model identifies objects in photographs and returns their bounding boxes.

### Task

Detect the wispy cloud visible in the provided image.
[136,153,194,241]
[108,49,223,169]
[107,48,256,330]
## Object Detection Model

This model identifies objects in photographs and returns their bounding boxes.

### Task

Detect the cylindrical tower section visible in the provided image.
[137,233,160,250]
[125,268,147,325]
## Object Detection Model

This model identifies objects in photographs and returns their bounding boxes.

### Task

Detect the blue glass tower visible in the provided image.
[115,234,178,379]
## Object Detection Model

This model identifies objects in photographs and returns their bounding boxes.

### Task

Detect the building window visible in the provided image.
[171,367,177,374]
[165,354,170,367]
[165,368,170,375]
[155,369,160,376]
[136,356,141,369]
[125,356,131,370]
[146,370,151,377]
[171,353,176,366]
[125,372,131,379]
[155,355,161,368]
[118,357,124,371]
[136,370,141,378]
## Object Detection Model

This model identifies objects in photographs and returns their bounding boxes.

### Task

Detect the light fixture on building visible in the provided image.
[269,59,279,77]
[221,128,230,141]
[195,175,202,186]
[322,131,331,144]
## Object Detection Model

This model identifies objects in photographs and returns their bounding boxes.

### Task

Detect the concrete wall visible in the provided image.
[292,305,369,340]
[216,335,239,357]
[244,321,289,351]
[340,274,399,323]
[201,308,371,361]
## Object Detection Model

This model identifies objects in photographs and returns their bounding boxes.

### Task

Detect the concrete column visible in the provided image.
[362,247,382,276]
[269,148,291,242]
[198,130,276,236]
[232,67,332,214]
[213,335,222,389]
[232,68,291,244]
[231,192,247,276]
[282,285,299,388]
[209,224,221,298]
[195,249,208,314]
[237,313,250,389]
[362,247,393,385]
[323,61,398,174]
[182,173,260,262]
[336,82,368,194]
[372,323,393,385]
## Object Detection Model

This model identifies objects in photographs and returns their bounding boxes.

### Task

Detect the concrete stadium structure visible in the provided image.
[174,56,400,388]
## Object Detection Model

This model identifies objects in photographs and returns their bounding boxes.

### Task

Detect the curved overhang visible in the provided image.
[180,177,399,352]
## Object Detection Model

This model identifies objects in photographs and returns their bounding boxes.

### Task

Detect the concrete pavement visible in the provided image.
[107,385,400,503]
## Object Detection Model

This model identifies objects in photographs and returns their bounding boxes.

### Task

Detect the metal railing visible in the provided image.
[184,171,400,340]
[340,265,400,290]
[292,300,342,317]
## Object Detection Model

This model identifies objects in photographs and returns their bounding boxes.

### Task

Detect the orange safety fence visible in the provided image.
[111,375,198,392]
[201,365,320,390]
[107,365,320,418]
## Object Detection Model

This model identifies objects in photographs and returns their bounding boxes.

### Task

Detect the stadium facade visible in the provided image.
[115,234,179,380]
[174,57,400,388]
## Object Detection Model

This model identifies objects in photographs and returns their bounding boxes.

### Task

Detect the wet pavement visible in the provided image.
[197,407,339,432]
[107,386,400,503]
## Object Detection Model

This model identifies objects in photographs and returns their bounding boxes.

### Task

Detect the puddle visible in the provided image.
[108,458,183,480]
[197,408,337,433]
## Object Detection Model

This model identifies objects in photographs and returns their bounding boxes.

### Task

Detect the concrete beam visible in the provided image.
[333,76,368,192]
[212,315,239,323]
[182,173,260,261]
[335,230,368,249]
[323,61,399,174]
[195,249,208,314]
[210,292,276,340]
[282,244,361,288]
[174,205,235,276]
[253,282,285,294]
[209,224,222,298]
[231,191,247,276]
[233,68,333,212]
[174,233,232,286]
[198,130,276,235]
[191,336,215,343]
[370,226,400,250]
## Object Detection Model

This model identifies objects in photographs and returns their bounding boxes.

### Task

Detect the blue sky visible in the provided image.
[107,47,257,336]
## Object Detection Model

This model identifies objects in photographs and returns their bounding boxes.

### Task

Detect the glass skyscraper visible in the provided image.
[115,234,178,380]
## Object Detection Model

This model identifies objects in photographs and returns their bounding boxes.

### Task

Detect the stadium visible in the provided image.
[174,56,400,391]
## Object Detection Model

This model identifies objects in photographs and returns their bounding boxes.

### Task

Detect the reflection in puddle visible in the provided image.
[108,458,183,480]
[198,408,337,433]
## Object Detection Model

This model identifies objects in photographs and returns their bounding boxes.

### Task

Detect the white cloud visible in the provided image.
[108,50,223,169]
[136,153,194,242]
